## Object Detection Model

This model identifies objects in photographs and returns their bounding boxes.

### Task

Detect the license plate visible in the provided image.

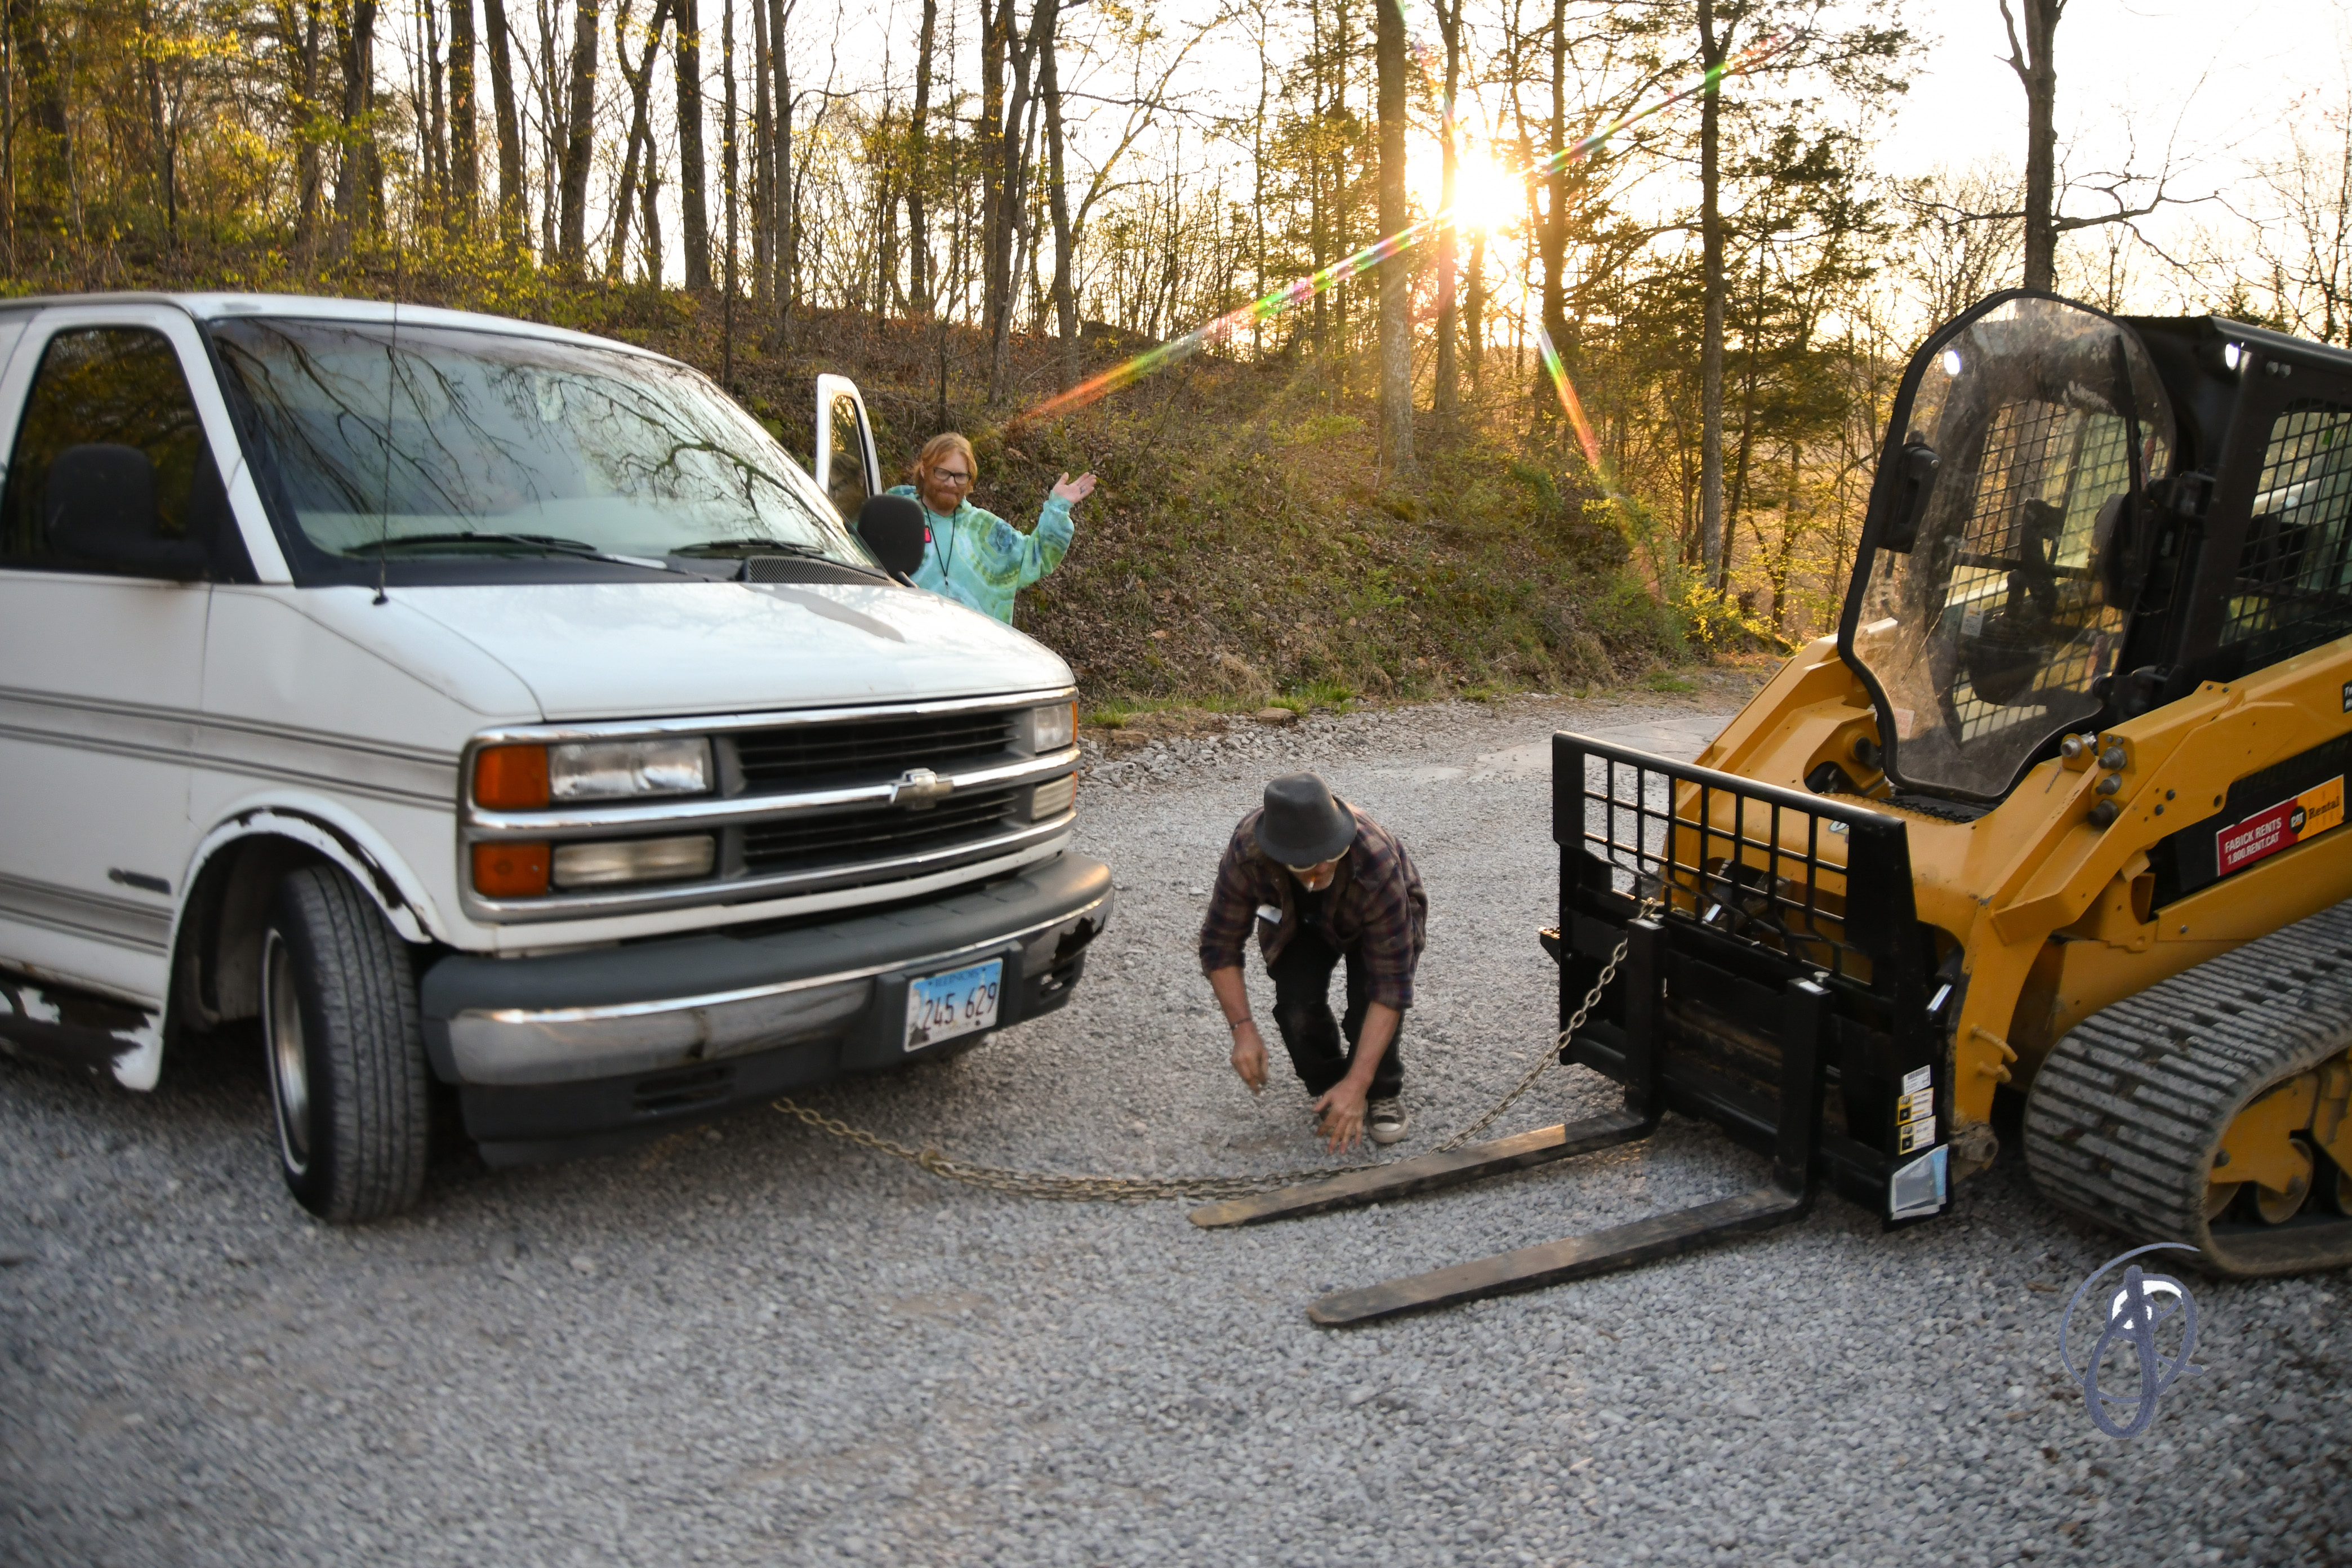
[903,959,1004,1051]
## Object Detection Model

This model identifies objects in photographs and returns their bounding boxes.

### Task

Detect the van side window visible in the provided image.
[826,393,870,517]
[1,327,217,569]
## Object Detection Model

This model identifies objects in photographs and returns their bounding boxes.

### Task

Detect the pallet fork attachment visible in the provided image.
[1191,733,1940,1326]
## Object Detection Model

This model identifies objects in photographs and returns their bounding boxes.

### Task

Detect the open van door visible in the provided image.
[813,375,883,521]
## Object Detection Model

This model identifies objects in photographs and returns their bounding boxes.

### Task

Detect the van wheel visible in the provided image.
[260,866,430,1222]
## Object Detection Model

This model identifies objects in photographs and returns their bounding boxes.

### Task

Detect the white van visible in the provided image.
[0,293,1111,1220]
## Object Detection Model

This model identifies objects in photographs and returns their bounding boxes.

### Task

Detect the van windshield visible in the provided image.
[210,317,876,571]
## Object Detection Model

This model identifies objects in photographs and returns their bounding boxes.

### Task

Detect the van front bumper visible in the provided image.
[416,853,1111,1163]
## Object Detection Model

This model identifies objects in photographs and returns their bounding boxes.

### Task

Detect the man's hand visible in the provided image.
[1313,1077,1370,1153]
[1051,471,1098,505]
[1230,1019,1268,1094]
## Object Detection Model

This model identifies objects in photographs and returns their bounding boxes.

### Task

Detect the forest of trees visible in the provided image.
[1,0,2347,645]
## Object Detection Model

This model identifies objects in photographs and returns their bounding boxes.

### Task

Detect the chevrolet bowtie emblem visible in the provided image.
[892,767,954,809]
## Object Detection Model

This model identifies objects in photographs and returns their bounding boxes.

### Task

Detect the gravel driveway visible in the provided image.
[4,687,2347,1566]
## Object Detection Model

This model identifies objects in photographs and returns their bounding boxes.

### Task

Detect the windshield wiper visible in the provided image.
[671,537,831,559]
[358,532,696,576]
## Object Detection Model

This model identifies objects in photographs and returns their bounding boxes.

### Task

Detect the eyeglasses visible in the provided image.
[931,469,973,485]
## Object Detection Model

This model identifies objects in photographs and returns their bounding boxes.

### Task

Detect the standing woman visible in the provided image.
[890,433,1097,623]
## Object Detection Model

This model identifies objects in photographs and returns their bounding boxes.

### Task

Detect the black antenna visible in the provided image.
[374,248,402,605]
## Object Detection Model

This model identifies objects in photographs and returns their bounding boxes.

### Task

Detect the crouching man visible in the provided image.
[1199,773,1427,1151]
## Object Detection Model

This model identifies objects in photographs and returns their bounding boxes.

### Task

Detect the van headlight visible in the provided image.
[1032,701,1076,753]
[551,738,712,799]
[473,737,713,808]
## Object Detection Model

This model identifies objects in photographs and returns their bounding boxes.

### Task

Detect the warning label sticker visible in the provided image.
[1898,1088,1934,1126]
[1898,1117,1938,1155]
[2215,776,2345,876]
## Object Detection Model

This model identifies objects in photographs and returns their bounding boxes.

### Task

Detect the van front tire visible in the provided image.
[261,867,430,1222]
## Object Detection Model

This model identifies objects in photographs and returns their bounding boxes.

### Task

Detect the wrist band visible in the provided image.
[1227,1017,1251,1032]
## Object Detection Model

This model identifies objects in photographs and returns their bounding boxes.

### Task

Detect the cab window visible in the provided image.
[1,326,219,569]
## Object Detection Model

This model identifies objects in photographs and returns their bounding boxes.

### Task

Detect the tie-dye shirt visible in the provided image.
[887,485,1075,623]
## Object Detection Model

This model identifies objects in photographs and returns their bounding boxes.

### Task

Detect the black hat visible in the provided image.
[1255,773,1357,866]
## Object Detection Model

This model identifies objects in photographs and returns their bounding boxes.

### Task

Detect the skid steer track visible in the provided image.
[2025,901,2352,1276]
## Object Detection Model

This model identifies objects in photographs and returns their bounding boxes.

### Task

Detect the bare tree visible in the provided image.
[1903,162,2025,323]
[335,0,382,230]
[2257,88,2352,344]
[1375,0,1411,470]
[606,0,670,277]
[448,0,478,223]
[556,0,599,269]
[1432,0,1462,418]
[484,0,527,246]
[908,0,937,313]
[1042,14,1078,386]
[675,0,711,286]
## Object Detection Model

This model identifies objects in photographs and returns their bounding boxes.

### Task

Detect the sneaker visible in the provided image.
[1367,1098,1409,1145]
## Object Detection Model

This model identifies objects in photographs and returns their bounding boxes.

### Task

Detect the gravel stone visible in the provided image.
[3,691,2348,1565]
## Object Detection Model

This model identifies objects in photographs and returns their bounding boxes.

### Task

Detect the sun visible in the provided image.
[1412,132,1525,238]
[1450,145,1525,235]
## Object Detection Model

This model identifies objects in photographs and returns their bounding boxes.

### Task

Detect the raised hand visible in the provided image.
[1051,471,1098,505]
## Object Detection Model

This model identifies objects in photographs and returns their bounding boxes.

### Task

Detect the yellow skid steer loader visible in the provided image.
[1196,291,2352,1324]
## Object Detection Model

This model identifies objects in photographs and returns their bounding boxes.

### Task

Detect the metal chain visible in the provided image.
[774,901,1656,1204]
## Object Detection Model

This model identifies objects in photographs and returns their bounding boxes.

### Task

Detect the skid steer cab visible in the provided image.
[0,295,1108,1223]
[1199,291,2352,1321]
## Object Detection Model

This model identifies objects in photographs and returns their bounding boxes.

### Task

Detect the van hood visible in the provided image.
[391,578,1074,719]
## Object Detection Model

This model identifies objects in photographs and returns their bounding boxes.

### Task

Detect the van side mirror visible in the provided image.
[1879,439,1939,554]
[46,443,207,580]
[855,493,929,580]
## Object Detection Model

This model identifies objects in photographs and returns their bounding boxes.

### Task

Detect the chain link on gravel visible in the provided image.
[774,903,1653,1204]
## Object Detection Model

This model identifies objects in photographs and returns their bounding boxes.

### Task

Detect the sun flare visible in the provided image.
[1411,134,1524,238]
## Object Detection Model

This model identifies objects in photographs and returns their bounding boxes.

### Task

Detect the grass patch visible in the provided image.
[1644,671,1700,693]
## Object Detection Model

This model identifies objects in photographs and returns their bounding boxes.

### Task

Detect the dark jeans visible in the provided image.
[1267,924,1405,1099]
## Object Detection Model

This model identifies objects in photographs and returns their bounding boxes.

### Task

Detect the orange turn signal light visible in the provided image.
[475,745,551,809]
[472,840,552,897]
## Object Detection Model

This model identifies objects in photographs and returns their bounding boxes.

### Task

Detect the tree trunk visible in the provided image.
[424,0,448,225]
[1698,0,1729,590]
[141,2,176,243]
[483,0,526,247]
[1331,0,1350,375]
[908,0,936,313]
[1534,0,1565,422]
[1374,0,1412,471]
[674,0,711,288]
[293,1,324,251]
[6,0,68,232]
[987,0,1052,400]
[2001,0,2061,291]
[1464,229,1485,386]
[1432,0,1461,418]
[723,0,737,384]
[785,0,804,327]
[1250,0,1267,355]
[607,0,668,278]
[1043,18,1077,388]
[979,0,1009,339]
[750,0,770,299]
[448,0,478,224]
[557,0,599,269]
[1308,0,1327,359]
[336,0,381,231]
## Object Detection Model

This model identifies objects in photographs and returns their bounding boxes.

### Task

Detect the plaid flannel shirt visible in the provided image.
[1197,804,1428,1009]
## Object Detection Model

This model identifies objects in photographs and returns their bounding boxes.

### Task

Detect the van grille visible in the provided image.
[741,787,1023,874]
[734,711,1018,791]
